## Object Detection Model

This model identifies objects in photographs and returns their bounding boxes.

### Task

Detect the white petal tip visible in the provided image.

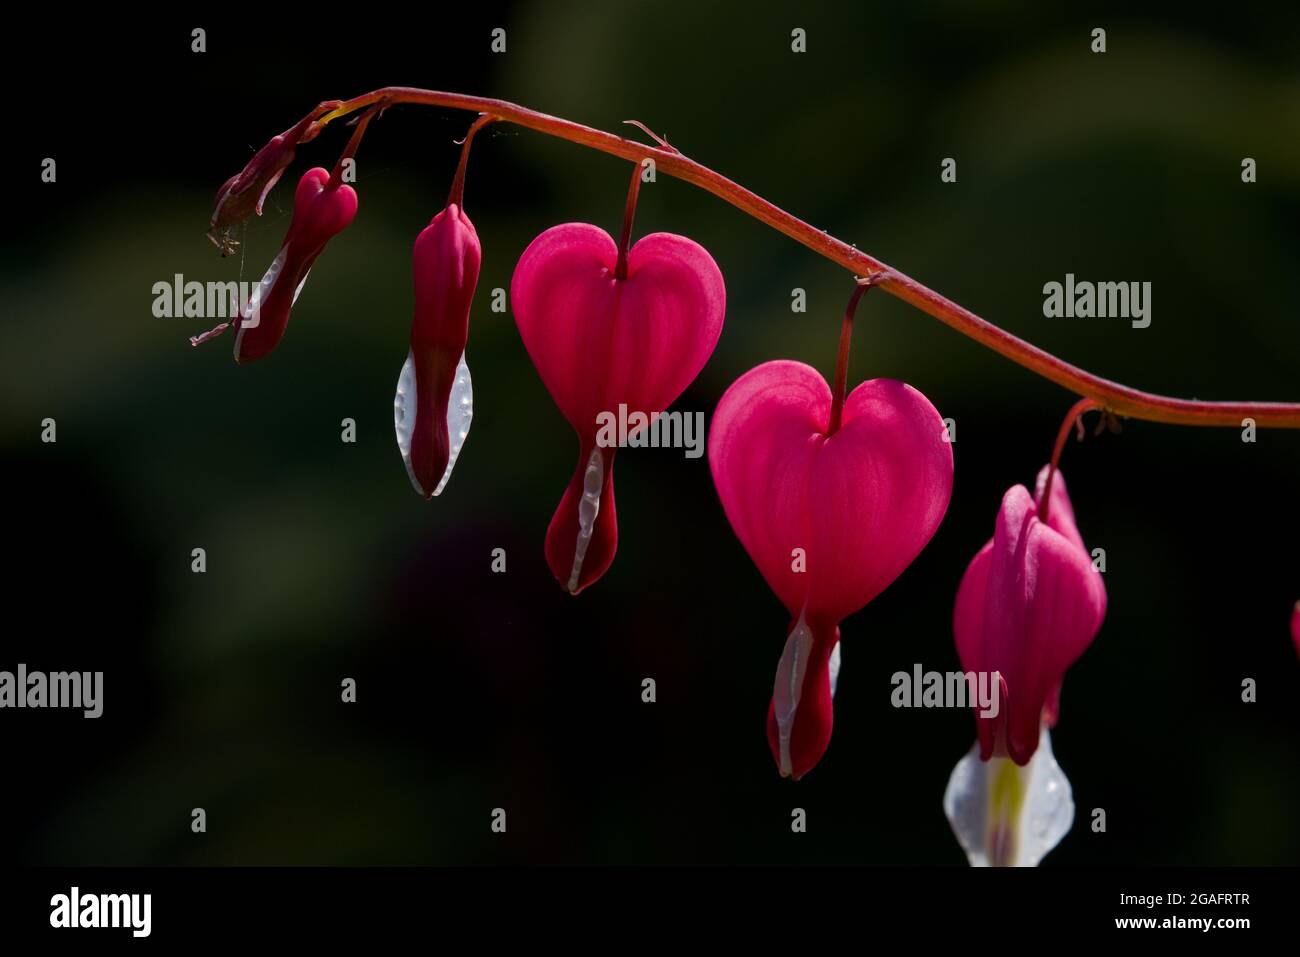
[773,614,814,780]
[565,447,605,592]
[943,726,1074,867]
[393,349,474,499]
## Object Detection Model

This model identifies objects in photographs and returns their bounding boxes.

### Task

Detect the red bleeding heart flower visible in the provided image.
[511,184,725,594]
[394,202,481,498]
[953,465,1106,766]
[230,167,359,364]
[944,461,1105,866]
[708,351,954,779]
[393,116,491,499]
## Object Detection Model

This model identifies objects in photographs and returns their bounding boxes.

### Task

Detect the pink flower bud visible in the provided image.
[209,108,335,237]
[232,168,358,364]
[394,204,482,498]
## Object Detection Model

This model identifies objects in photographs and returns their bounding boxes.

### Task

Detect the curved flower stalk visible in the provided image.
[709,284,953,779]
[944,463,1106,866]
[200,92,1300,780]
[511,169,725,594]
[290,87,1300,430]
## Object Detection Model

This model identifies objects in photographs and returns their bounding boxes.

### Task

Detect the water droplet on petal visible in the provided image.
[566,447,605,593]
[434,352,474,496]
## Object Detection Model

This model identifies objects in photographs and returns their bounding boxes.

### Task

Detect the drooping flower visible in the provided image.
[231,167,358,363]
[954,466,1105,764]
[512,223,725,594]
[393,203,481,498]
[209,106,337,253]
[944,465,1106,866]
[708,359,953,779]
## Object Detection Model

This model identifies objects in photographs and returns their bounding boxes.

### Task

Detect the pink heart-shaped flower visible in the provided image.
[512,223,725,593]
[709,359,954,778]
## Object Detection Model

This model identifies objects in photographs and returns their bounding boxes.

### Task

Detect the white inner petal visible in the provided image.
[566,447,605,593]
[773,613,814,778]
[233,246,287,357]
[392,349,474,498]
[393,349,420,493]
[943,725,1075,867]
[434,352,473,496]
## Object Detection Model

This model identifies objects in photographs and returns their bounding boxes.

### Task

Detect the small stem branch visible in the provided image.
[1039,398,1098,522]
[328,105,380,188]
[614,162,642,280]
[828,279,874,436]
[448,114,495,208]
[261,86,1299,430]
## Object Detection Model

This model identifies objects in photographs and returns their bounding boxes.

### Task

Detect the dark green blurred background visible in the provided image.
[3,3,1297,865]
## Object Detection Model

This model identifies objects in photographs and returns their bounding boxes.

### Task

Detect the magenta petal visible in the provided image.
[1033,464,1085,551]
[233,168,358,364]
[512,224,725,431]
[708,360,953,623]
[399,203,481,498]
[954,472,1107,765]
[809,377,956,621]
[707,360,828,616]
